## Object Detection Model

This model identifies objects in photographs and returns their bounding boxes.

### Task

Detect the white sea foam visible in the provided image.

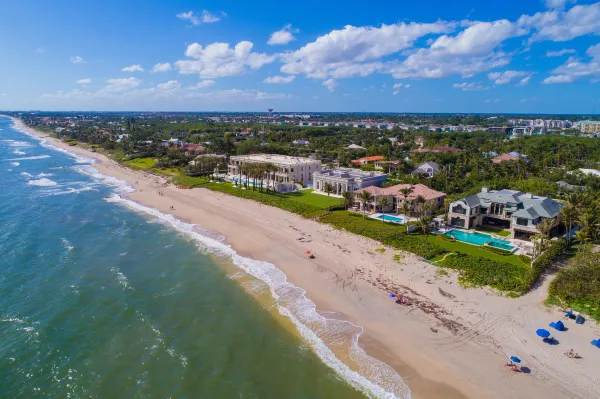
[40,140,90,164]
[28,178,58,187]
[39,186,98,196]
[106,194,410,399]
[7,155,50,161]
[10,162,19,167]
[13,149,26,155]
[36,173,53,178]
[8,140,31,148]
[61,238,74,252]
[111,267,134,291]
[20,172,33,177]
[74,165,134,194]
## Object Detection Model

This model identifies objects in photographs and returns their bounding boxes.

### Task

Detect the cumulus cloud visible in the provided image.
[104,77,142,92]
[453,82,490,91]
[70,56,85,64]
[121,64,144,72]
[152,63,172,72]
[517,76,531,86]
[544,43,600,83]
[175,41,276,78]
[488,70,529,84]
[519,3,600,42]
[76,78,91,84]
[186,80,215,89]
[267,24,298,45]
[176,10,221,25]
[264,75,296,84]
[156,80,181,90]
[388,20,524,80]
[322,79,338,91]
[280,21,454,79]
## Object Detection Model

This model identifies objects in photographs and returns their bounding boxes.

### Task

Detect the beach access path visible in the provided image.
[16,119,600,399]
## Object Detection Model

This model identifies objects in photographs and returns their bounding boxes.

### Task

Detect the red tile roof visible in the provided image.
[354,183,446,201]
[351,155,385,165]
[492,154,520,163]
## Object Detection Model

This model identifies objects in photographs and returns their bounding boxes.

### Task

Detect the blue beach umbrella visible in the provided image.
[536,329,551,338]
[389,293,397,298]
[509,356,522,364]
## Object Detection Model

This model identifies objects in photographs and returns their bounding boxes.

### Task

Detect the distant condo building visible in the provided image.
[313,168,387,196]
[227,154,322,187]
[578,120,600,134]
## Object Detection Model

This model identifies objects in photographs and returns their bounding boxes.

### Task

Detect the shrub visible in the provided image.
[439,235,456,242]
[547,251,600,321]
[441,253,530,293]
[524,238,568,291]
[481,246,513,256]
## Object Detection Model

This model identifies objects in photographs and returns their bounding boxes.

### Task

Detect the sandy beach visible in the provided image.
[12,117,600,399]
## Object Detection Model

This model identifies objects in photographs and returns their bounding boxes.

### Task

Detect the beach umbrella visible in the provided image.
[509,356,521,364]
[592,340,600,348]
[536,329,551,338]
[389,293,397,298]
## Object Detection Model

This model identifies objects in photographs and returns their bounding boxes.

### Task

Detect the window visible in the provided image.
[516,218,528,226]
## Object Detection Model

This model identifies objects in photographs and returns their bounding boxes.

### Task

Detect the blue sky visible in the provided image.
[0,0,599,113]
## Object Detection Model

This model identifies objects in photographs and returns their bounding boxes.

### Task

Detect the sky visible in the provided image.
[0,0,599,113]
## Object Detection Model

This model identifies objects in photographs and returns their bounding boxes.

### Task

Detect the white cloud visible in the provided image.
[264,75,296,84]
[176,10,221,25]
[267,24,298,45]
[156,80,181,90]
[175,41,276,78]
[186,80,215,89]
[121,64,144,72]
[76,78,92,85]
[322,79,338,91]
[388,20,524,80]
[546,48,577,57]
[487,70,528,84]
[519,3,600,42]
[392,82,410,94]
[484,99,500,103]
[280,21,454,79]
[543,43,600,83]
[34,47,45,55]
[453,82,489,91]
[152,63,172,73]
[104,77,142,92]
[70,56,85,64]
[545,0,576,9]
[517,76,531,86]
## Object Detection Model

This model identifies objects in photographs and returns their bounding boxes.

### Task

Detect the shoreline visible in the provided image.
[7,116,600,399]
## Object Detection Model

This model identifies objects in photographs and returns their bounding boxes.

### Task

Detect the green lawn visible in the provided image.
[477,226,511,237]
[282,189,340,209]
[434,235,528,266]
[123,157,157,170]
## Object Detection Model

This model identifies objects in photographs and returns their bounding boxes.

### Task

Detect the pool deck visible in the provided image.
[369,212,407,224]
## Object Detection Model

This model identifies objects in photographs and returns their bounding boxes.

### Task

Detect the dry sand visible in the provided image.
[12,117,600,399]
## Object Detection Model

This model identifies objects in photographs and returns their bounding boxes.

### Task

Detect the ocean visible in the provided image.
[0,116,408,399]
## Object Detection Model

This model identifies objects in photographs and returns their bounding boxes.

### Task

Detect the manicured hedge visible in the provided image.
[481,246,514,256]
[524,238,568,291]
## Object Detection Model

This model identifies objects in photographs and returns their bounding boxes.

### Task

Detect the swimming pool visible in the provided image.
[375,214,404,224]
[444,229,514,251]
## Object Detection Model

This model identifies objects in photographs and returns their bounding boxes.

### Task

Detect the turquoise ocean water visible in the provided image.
[0,116,409,399]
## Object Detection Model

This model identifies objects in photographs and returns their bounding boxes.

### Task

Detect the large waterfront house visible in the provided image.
[227,154,322,188]
[353,184,446,215]
[411,161,440,178]
[447,188,564,240]
[313,168,387,196]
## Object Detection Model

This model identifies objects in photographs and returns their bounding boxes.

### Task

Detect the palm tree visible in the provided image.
[419,214,434,247]
[359,191,373,219]
[559,204,578,245]
[323,183,333,212]
[342,190,354,210]
[575,229,590,251]
[377,197,389,221]
[415,194,426,217]
[536,218,557,252]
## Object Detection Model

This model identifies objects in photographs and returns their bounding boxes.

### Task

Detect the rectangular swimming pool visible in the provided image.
[375,214,404,224]
[444,229,514,251]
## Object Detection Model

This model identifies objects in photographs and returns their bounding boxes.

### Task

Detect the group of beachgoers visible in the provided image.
[388,293,412,306]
